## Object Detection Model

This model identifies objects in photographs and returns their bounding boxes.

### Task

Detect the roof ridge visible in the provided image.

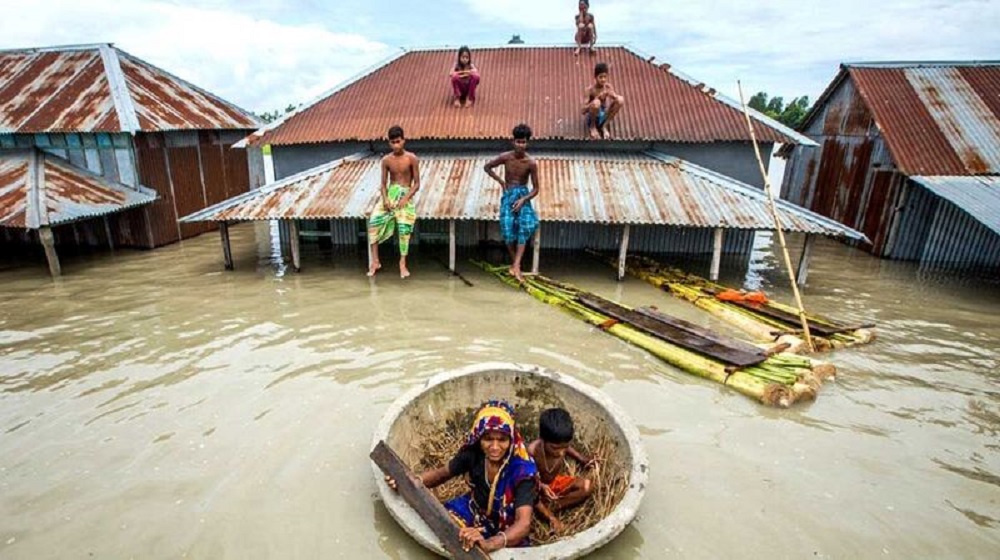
[0,43,110,54]
[99,45,141,133]
[845,60,1000,68]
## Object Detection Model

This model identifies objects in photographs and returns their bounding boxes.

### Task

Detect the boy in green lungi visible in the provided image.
[368,125,420,278]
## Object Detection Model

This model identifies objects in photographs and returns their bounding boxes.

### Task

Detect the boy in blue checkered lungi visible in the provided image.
[484,124,540,283]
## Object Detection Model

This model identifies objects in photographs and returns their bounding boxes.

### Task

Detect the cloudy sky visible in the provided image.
[3,0,999,115]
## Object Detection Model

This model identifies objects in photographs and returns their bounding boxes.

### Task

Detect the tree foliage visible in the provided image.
[748,92,811,129]
[254,104,297,124]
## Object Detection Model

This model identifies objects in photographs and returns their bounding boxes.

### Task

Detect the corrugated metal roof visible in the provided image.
[250,45,813,147]
[181,150,865,241]
[844,62,1000,175]
[0,44,260,134]
[0,149,157,229]
[911,175,1000,236]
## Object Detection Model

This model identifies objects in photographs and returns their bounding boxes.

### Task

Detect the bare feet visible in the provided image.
[453,99,462,108]
[589,126,600,140]
[549,517,565,535]
[400,262,410,279]
[367,262,381,277]
[574,47,581,56]
[509,266,525,284]
[466,100,474,108]
[601,127,611,139]
[589,47,597,55]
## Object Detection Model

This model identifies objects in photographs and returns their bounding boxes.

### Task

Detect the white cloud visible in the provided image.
[0,0,391,113]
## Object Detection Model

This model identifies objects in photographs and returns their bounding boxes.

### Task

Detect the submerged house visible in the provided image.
[0,43,263,275]
[184,45,864,280]
[781,61,1000,270]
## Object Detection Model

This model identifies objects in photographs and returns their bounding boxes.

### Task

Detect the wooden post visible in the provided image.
[531,225,541,274]
[220,221,234,271]
[710,228,724,281]
[617,224,631,281]
[289,220,301,272]
[796,234,815,287]
[39,226,61,278]
[448,219,457,272]
[370,441,489,560]
[103,216,115,250]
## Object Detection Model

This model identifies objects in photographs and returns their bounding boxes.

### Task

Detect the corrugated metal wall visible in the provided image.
[318,218,755,254]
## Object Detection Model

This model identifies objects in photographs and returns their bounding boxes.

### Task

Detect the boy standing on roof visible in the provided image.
[484,124,540,283]
[368,125,420,279]
[574,0,597,56]
[583,62,625,140]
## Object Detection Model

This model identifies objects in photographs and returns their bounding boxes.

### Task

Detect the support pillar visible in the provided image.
[103,216,114,251]
[617,224,631,281]
[220,221,234,270]
[289,220,301,272]
[796,234,814,287]
[531,225,541,274]
[448,220,457,272]
[39,226,61,278]
[710,228,724,281]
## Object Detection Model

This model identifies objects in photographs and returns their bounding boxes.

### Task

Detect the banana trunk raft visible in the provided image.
[587,251,875,353]
[473,262,836,408]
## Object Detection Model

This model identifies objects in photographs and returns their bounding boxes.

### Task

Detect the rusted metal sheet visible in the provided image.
[911,176,1000,236]
[0,149,156,229]
[181,151,866,241]
[254,46,809,146]
[118,52,259,131]
[848,63,1000,175]
[0,44,259,134]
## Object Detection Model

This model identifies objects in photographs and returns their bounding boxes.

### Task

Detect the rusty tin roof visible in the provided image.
[247,45,814,147]
[0,44,260,134]
[802,62,1000,176]
[0,149,157,229]
[181,150,864,241]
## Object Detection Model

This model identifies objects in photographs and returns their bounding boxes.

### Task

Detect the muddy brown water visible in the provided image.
[2,223,998,559]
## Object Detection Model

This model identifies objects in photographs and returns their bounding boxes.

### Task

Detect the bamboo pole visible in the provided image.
[736,81,814,352]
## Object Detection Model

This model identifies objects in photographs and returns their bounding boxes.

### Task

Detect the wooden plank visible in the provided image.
[289,220,301,272]
[576,294,767,367]
[220,221,234,271]
[370,441,488,560]
[449,220,456,272]
[635,306,769,359]
[796,234,814,287]
[727,300,854,338]
[39,226,61,278]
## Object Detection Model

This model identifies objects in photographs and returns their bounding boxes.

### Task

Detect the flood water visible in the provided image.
[2,223,998,559]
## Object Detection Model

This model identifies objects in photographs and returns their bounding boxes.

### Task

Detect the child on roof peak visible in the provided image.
[583,61,625,140]
[450,46,480,108]
[574,0,597,56]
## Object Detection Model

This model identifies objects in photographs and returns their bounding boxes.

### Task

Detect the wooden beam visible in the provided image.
[796,234,815,287]
[289,220,301,272]
[448,219,456,272]
[370,441,488,560]
[220,221,234,271]
[531,225,541,274]
[710,228,724,281]
[39,226,61,278]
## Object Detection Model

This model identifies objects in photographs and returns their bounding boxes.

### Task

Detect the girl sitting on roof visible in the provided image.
[387,400,538,551]
[450,46,480,108]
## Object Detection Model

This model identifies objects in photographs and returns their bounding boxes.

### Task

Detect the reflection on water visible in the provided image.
[1,223,999,558]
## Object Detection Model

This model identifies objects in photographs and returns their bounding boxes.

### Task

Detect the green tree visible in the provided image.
[747,92,811,128]
[254,104,297,124]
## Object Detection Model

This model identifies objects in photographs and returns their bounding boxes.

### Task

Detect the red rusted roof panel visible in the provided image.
[0,149,156,229]
[118,53,259,131]
[259,47,800,145]
[848,63,1000,175]
[0,45,258,134]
